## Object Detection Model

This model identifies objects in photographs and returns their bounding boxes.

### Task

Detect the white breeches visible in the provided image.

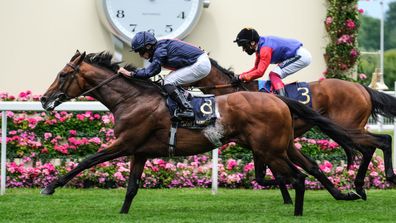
[272,47,312,79]
[164,53,211,85]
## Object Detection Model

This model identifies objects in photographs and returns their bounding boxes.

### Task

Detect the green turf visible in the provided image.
[0,188,395,223]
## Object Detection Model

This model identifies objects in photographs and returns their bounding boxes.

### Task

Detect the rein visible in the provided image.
[196,83,249,91]
[80,72,122,97]
[62,62,122,100]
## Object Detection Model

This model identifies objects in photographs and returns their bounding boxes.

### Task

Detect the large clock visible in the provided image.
[96,0,210,46]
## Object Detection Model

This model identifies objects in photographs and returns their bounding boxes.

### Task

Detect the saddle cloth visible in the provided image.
[258,80,313,107]
[166,92,217,128]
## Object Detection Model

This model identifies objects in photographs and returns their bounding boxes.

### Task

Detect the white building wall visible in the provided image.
[0,0,326,95]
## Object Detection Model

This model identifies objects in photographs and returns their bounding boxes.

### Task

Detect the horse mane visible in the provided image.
[209,58,236,79]
[84,52,161,90]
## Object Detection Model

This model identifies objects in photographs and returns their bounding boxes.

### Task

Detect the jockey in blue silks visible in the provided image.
[118,31,211,119]
[233,28,312,96]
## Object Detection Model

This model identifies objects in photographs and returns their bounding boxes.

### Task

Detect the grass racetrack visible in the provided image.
[0,188,395,223]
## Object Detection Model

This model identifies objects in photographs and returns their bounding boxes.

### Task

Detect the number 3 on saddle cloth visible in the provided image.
[258,80,313,108]
[166,90,218,129]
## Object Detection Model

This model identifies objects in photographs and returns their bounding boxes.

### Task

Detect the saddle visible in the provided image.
[165,89,218,157]
[258,80,313,108]
[166,90,217,129]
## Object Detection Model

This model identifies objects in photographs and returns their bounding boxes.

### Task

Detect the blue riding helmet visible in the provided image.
[131,31,157,52]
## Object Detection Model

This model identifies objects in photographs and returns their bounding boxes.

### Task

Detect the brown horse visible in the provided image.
[193,58,396,200]
[40,51,366,216]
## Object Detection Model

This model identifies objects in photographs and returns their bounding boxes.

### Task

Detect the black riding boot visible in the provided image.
[164,84,195,119]
[276,88,286,97]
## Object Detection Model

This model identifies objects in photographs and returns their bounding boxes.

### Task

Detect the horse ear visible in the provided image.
[70,50,81,62]
[76,51,86,65]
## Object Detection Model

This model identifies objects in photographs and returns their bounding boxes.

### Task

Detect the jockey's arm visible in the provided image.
[134,47,167,78]
[240,47,272,82]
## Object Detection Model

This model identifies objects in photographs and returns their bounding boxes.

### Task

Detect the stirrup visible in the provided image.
[276,88,286,97]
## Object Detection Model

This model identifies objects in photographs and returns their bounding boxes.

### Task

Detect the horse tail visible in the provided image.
[362,84,396,121]
[278,96,359,169]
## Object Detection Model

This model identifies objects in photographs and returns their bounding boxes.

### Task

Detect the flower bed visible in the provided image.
[1,91,394,189]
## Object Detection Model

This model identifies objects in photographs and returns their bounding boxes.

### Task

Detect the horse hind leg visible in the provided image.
[266,157,306,216]
[287,145,361,201]
[352,145,375,200]
[253,154,292,204]
[374,133,396,183]
[354,133,395,200]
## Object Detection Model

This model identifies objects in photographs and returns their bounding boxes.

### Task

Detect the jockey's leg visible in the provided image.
[164,53,211,119]
[269,71,286,96]
[164,84,194,119]
[272,47,312,97]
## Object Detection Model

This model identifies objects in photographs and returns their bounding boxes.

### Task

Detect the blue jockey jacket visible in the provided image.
[134,39,204,79]
[240,36,302,81]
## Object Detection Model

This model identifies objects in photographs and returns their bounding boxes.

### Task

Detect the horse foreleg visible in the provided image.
[120,155,147,214]
[41,142,126,195]
[292,171,306,216]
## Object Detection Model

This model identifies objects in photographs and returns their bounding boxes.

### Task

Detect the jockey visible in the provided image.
[118,31,211,119]
[233,28,312,96]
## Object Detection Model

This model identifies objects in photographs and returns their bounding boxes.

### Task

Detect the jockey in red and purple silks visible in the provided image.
[233,28,312,96]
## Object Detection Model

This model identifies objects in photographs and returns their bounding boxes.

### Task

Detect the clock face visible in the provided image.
[98,0,203,45]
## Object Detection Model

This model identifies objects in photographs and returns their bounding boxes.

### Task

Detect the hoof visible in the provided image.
[355,189,367,201]
[283,200,293,205]
[386,176,396,184]
[347,191,362,201]
[40,187,55,195]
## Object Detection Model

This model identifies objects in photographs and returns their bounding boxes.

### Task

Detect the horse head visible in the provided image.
[41,50,87,111]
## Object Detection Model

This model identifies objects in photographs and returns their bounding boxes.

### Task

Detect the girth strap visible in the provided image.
[168,122,179,157]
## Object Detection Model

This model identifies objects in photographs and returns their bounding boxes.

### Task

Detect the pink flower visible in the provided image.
[358,8,364,14]
[44,132,52,140]
[243,162,254,172]
[294,142,302,150]
[359,73,367,80]
[325,16,333,25]
[337,35,352,44]
[350,48,359,58]
[69,130,77,136]
[226,159,238,170]
[345,19,356,30]
[89,137,101,144]
[319,160,333,173]
[114,172,125,181]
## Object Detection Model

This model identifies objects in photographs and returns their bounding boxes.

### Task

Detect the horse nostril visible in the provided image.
[40,96,47,104]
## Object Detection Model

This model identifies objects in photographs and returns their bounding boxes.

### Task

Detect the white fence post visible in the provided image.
[211,148,218,195]
[0,101,109,195]
[394,82,396,169]
[1,111,7,195]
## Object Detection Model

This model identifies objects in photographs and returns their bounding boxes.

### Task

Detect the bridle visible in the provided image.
[58,62,121,101]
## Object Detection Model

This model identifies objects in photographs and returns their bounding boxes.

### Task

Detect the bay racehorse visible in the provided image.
[40,51,368,216]
[193,58,396,200]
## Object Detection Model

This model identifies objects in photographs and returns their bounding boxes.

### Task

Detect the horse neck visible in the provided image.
[83,65,159,113]
[194,66,258,95]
